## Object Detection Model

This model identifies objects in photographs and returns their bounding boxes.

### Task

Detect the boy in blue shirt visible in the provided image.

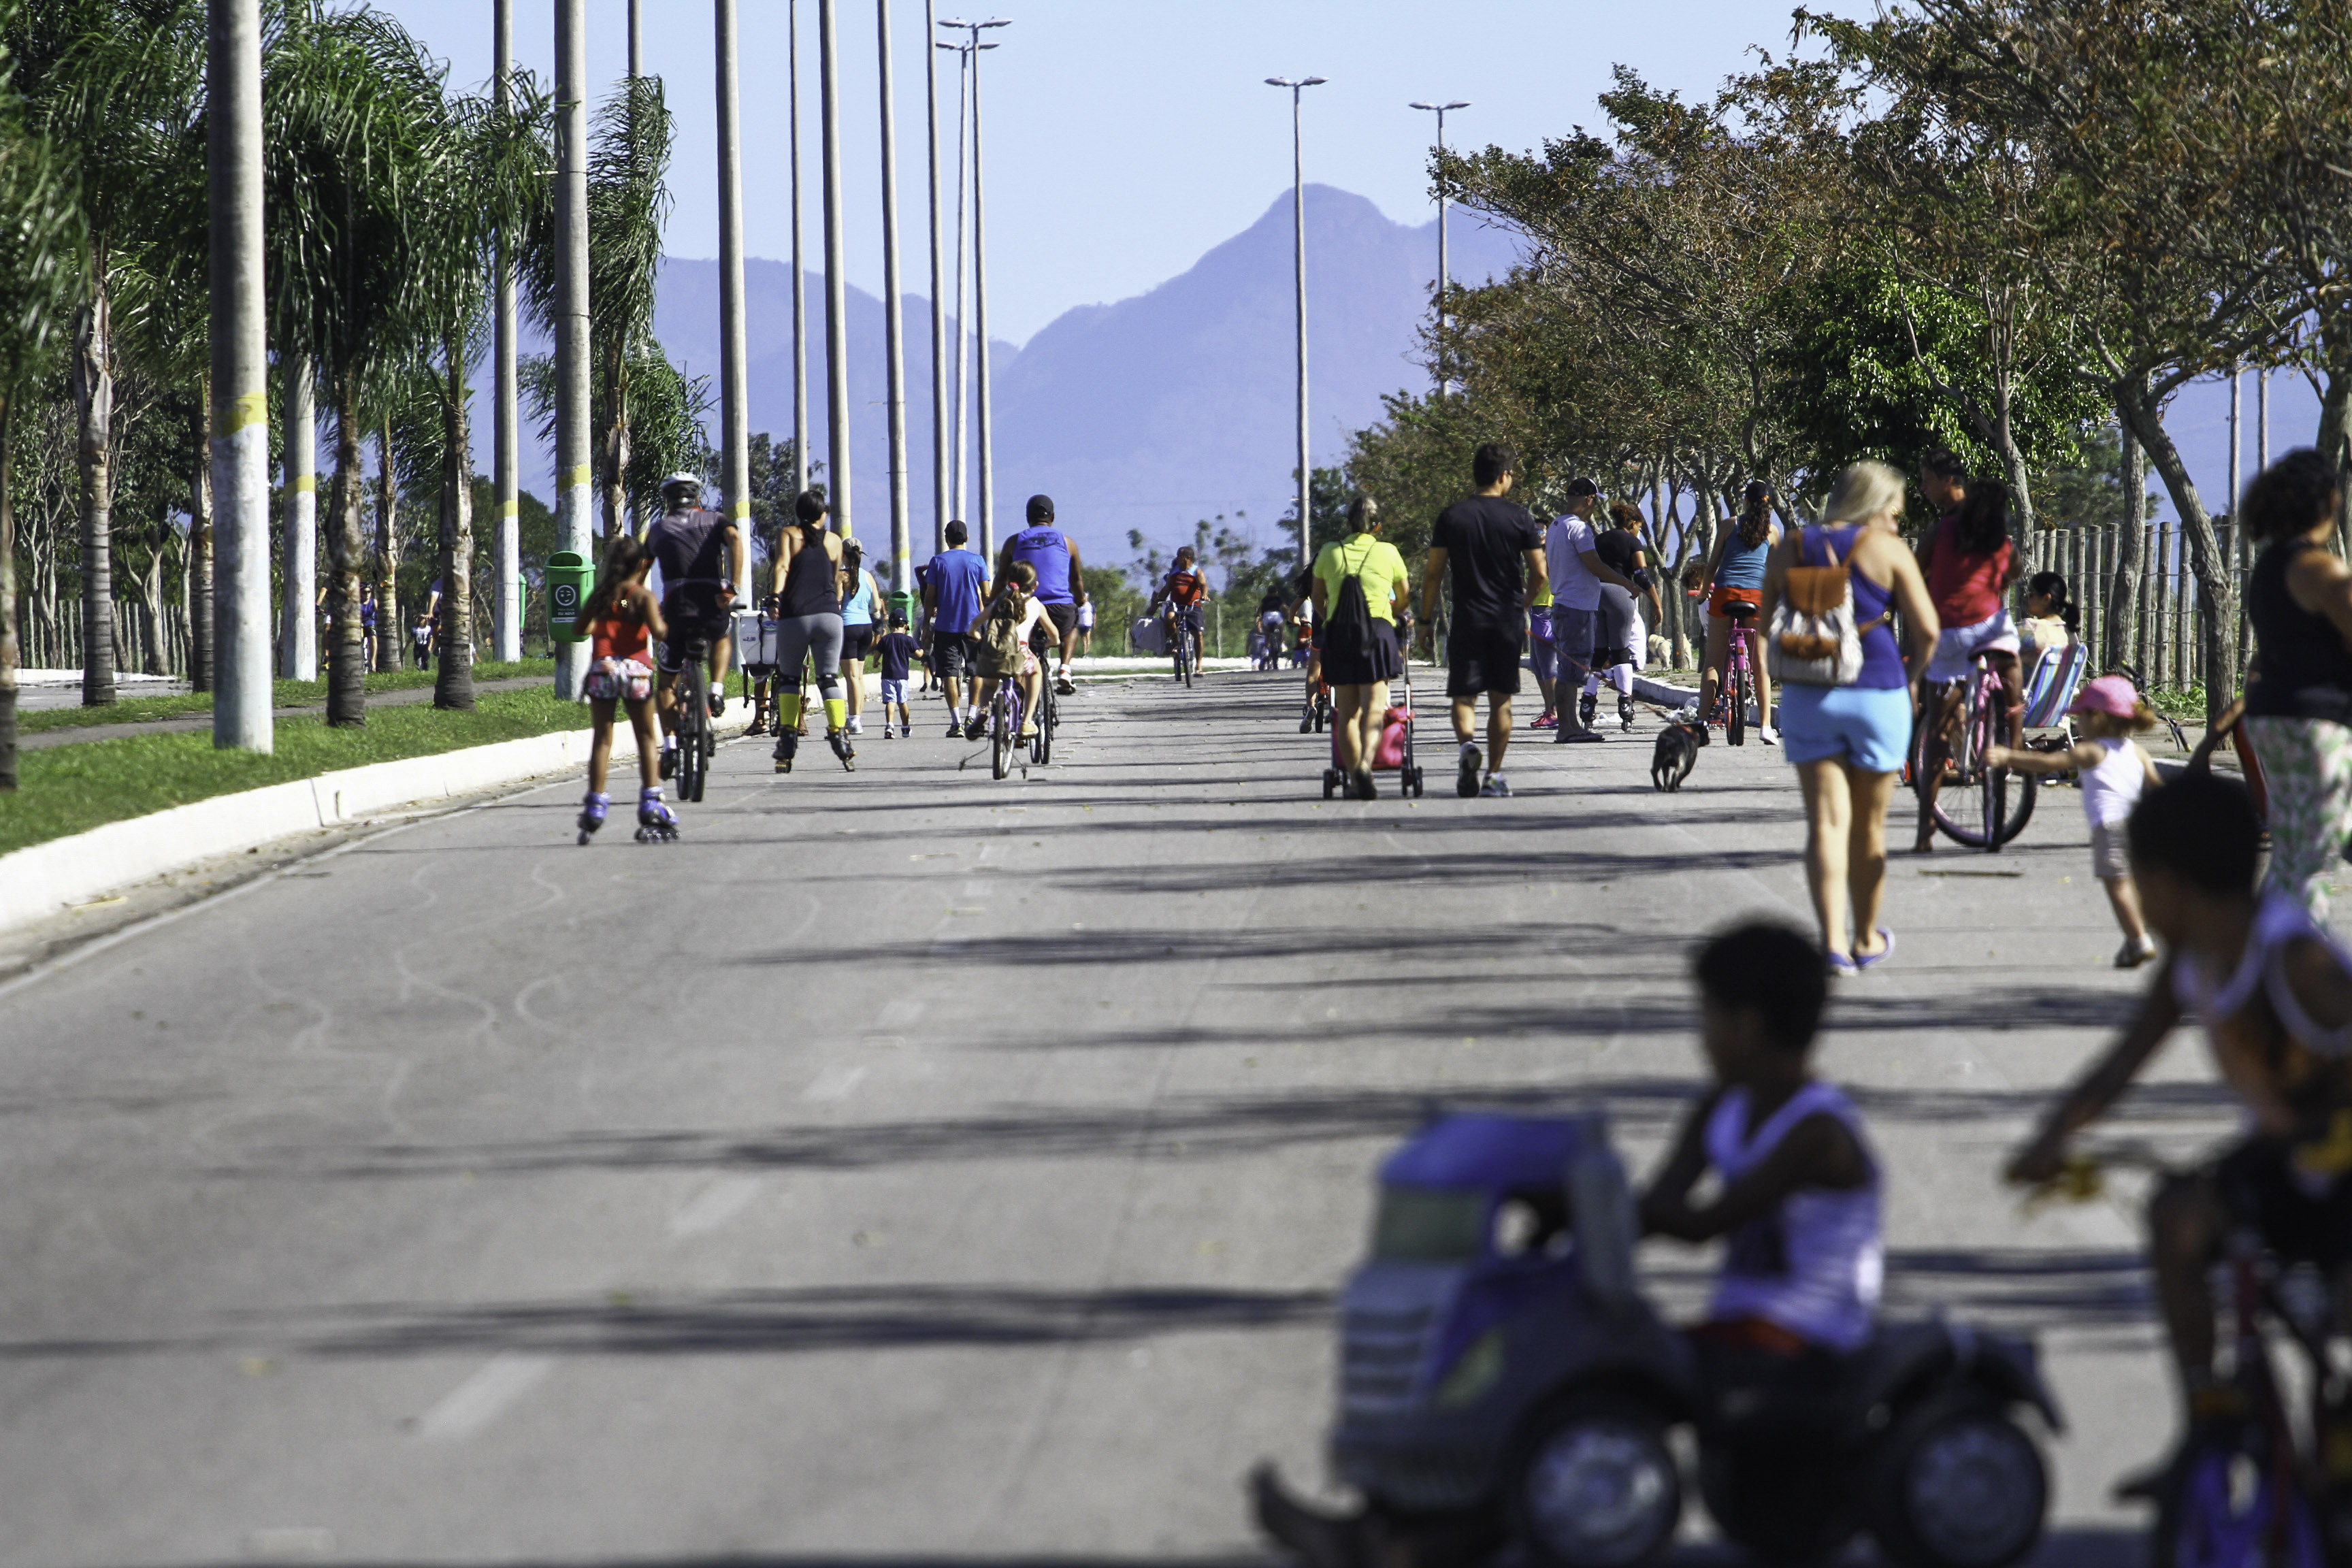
[875,614,917,739]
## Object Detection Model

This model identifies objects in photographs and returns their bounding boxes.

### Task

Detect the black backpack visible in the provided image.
[1323,542,1379,668]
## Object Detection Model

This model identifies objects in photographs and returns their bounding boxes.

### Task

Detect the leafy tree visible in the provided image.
[0,0,86,785]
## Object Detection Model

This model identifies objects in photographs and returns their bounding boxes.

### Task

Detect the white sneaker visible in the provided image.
[1759,725,1779,747]
[847,715,864,736]
[2116,934,2159,968]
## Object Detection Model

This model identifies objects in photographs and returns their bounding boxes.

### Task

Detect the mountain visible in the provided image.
[638,185,1520,566]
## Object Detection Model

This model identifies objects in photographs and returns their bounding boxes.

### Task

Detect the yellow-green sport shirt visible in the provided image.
[1313,534,1411,623]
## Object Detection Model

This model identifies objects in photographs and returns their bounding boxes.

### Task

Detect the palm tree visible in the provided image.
[521,74,672,542]
[5,0,203,708]
[265,5,457,725]
[0,0,88,787]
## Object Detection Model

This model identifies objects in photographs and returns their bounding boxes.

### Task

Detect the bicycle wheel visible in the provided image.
[1036,688,1056,764]
[992,693,1013,779]
[678,663,708,803]
[1727,652,1748,747]
[1929,676,2039,848]
[1173,626,1186,685]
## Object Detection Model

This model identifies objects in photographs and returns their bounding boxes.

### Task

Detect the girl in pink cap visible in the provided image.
[1989,674,2167,966]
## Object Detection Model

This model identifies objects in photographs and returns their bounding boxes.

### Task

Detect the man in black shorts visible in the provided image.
[645,472,741,774]
[923,519,992,736]
[1420,443,1548,798]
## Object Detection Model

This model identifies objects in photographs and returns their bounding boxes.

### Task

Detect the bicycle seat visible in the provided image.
[1724,602,1759,623]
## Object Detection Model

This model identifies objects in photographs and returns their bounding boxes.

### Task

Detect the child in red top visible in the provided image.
[573,535,674,843]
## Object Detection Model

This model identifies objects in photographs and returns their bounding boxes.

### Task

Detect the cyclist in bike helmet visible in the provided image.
[644,472,741,777]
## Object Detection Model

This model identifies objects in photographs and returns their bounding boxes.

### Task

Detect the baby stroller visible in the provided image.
[1322,664,1424,798]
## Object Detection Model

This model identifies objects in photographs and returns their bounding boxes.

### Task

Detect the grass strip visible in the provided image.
[16,660,556,734]
[0,687,591,858]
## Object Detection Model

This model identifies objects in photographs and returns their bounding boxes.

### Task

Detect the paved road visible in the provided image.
[0,671,2244,1565]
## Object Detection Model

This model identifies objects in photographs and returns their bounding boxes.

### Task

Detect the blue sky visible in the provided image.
[370,0,1855,342]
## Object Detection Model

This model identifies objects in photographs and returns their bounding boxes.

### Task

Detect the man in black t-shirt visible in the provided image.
[1420,442,1550,798]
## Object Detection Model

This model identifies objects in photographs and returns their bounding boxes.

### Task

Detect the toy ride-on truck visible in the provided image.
[1252,1111,2060,1568]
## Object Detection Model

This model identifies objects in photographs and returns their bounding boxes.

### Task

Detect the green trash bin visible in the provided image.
[546,550,593,644]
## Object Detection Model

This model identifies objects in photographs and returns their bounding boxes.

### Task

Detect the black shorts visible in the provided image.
[932,630,979,680]
[1032,601,1077,657]
[1323,620,1403,689]
[657,593,734,675]
[2215,1135,2352,1272]
[1446,623,1524,698]
[842,625,876,662]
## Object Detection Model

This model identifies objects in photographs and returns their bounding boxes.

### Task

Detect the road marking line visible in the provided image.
[414,1352,555,1441]
[801,1065,867,1102]
[668,1174,764,1237]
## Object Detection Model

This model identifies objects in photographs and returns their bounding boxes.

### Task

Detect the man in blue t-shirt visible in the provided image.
[922,519,991,736]
[997,494,1088,695]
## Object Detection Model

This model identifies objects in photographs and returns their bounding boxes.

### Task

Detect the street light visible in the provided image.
[818,0,852,538]
[1267,74,1325,576]
[1408,99,1469,364]
[876,0,912,595]
[943,18,1008,554]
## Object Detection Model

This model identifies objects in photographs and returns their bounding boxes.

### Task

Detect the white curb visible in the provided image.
[0,721,635,937]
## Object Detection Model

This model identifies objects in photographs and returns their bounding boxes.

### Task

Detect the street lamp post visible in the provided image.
[790,0,810,493]
[1409,98,1468,385]
[876,0,911,595]
[1267,74,1326,574]
[924,0,949,555]
[491,0,519,662]
[936,39,981,525]
[210,0,270,752]
[717,0,751,604]
[943,19,1009,554]
[818,0,852,536]
[554,0,592,700]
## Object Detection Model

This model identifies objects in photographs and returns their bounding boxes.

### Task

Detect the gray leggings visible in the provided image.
[776,612,845,696]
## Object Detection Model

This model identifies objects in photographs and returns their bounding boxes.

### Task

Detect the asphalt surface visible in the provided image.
[0,668,2256,1567]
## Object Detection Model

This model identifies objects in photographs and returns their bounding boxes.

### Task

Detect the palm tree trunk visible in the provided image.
[374,414,399,672]
[138,510,168,676]
[325,368,367,724]
[434,347,476,710]
[600,340,628,540]
[71,273,116,707]
[1,391,20,790]
[188,378,215,693]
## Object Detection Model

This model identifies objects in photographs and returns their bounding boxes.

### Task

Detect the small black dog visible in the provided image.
[1651,721,1706,791]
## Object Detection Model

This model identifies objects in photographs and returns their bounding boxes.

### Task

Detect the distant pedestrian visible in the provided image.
[1075,595,1096,659]
[924,519,992,738]
[838,540,882,736]
[1313,495,1411,800]
[875,612,918,738]
[1987,675,2166,966]
[1544,478,1635,744]
[1422,443,1550,796]
[1760,460,1939,973]
[2241,448,2352,917]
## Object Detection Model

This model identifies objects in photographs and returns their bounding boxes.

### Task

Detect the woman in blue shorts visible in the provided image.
[1761,461,1940,975]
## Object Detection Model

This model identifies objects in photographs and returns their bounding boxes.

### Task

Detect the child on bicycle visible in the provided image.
[2008,772,2352,1491]
[876,612,917,738]
[1985,674,2166,968]
[573,534,674,842]
[977,561,1051,740]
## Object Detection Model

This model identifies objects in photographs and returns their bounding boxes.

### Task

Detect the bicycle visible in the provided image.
[989,673,1027,781]
[1032,676,1058,765]
[671,636,715,805]
[1169,612,1195,687]
[1712,602,1757,747]
[1911,649,2037,850]
[2030,1142,2343,1567]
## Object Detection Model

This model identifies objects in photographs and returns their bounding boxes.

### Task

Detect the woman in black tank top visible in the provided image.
[2240,449,2352,917]
[768,491,852,772]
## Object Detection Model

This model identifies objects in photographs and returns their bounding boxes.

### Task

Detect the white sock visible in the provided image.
[1582,673,1601,697]
[948,704,962,725]
[1610,666,1633,696]
[1459,740,1477,757]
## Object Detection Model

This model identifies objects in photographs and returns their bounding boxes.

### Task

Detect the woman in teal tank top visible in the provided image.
[838,540,883,736]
